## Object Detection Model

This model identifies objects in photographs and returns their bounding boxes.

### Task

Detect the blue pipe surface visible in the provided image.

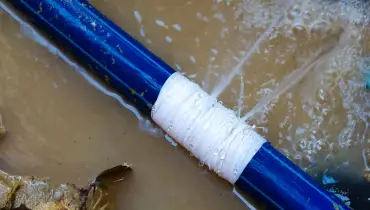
[7,0,175,115]
[6,0,351,209]
[235,143,350,210]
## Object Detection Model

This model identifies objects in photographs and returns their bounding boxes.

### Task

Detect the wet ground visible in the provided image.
[1,0,370,209]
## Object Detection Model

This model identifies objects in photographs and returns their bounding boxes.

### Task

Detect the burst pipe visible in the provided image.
[5,0,350,209]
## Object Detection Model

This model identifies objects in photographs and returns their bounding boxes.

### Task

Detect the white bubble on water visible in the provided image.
[134,10,142,24]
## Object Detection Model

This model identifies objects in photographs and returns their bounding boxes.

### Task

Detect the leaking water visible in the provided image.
[241,32,346,122]
[210,14,282,98]
[1,0,370,209]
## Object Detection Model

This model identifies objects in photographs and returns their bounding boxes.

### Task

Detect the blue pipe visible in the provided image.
[5,0,351,209]
[236,143,350,209]
[8,0,175,115]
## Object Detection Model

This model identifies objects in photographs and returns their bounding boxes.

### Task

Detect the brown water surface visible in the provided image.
[1,0,370,209]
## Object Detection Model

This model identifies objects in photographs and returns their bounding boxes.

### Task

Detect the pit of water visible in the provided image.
[1,0,370,209]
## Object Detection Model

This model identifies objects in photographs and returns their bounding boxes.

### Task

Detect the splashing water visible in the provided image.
[210,14,282,98]
[4,0,370,207]
[211,1,370,206]
[242,54,324,122]
[241,33,344,122]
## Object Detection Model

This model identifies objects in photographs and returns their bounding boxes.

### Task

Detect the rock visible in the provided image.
[0,165,132,209]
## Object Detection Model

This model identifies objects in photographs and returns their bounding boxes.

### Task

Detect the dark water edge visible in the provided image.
[315,170,370,209]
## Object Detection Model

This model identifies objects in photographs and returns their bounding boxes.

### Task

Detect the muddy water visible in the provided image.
[1,0,370,209]
[88,0,370,207]
[0,2,251,210]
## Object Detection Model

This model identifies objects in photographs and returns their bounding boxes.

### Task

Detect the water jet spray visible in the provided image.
[4,0,350,209]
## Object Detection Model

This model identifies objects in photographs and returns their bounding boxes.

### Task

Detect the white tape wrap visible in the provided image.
[152,72,266,184]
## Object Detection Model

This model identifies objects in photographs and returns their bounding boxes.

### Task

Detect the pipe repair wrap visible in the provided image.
[6,0,350,209]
